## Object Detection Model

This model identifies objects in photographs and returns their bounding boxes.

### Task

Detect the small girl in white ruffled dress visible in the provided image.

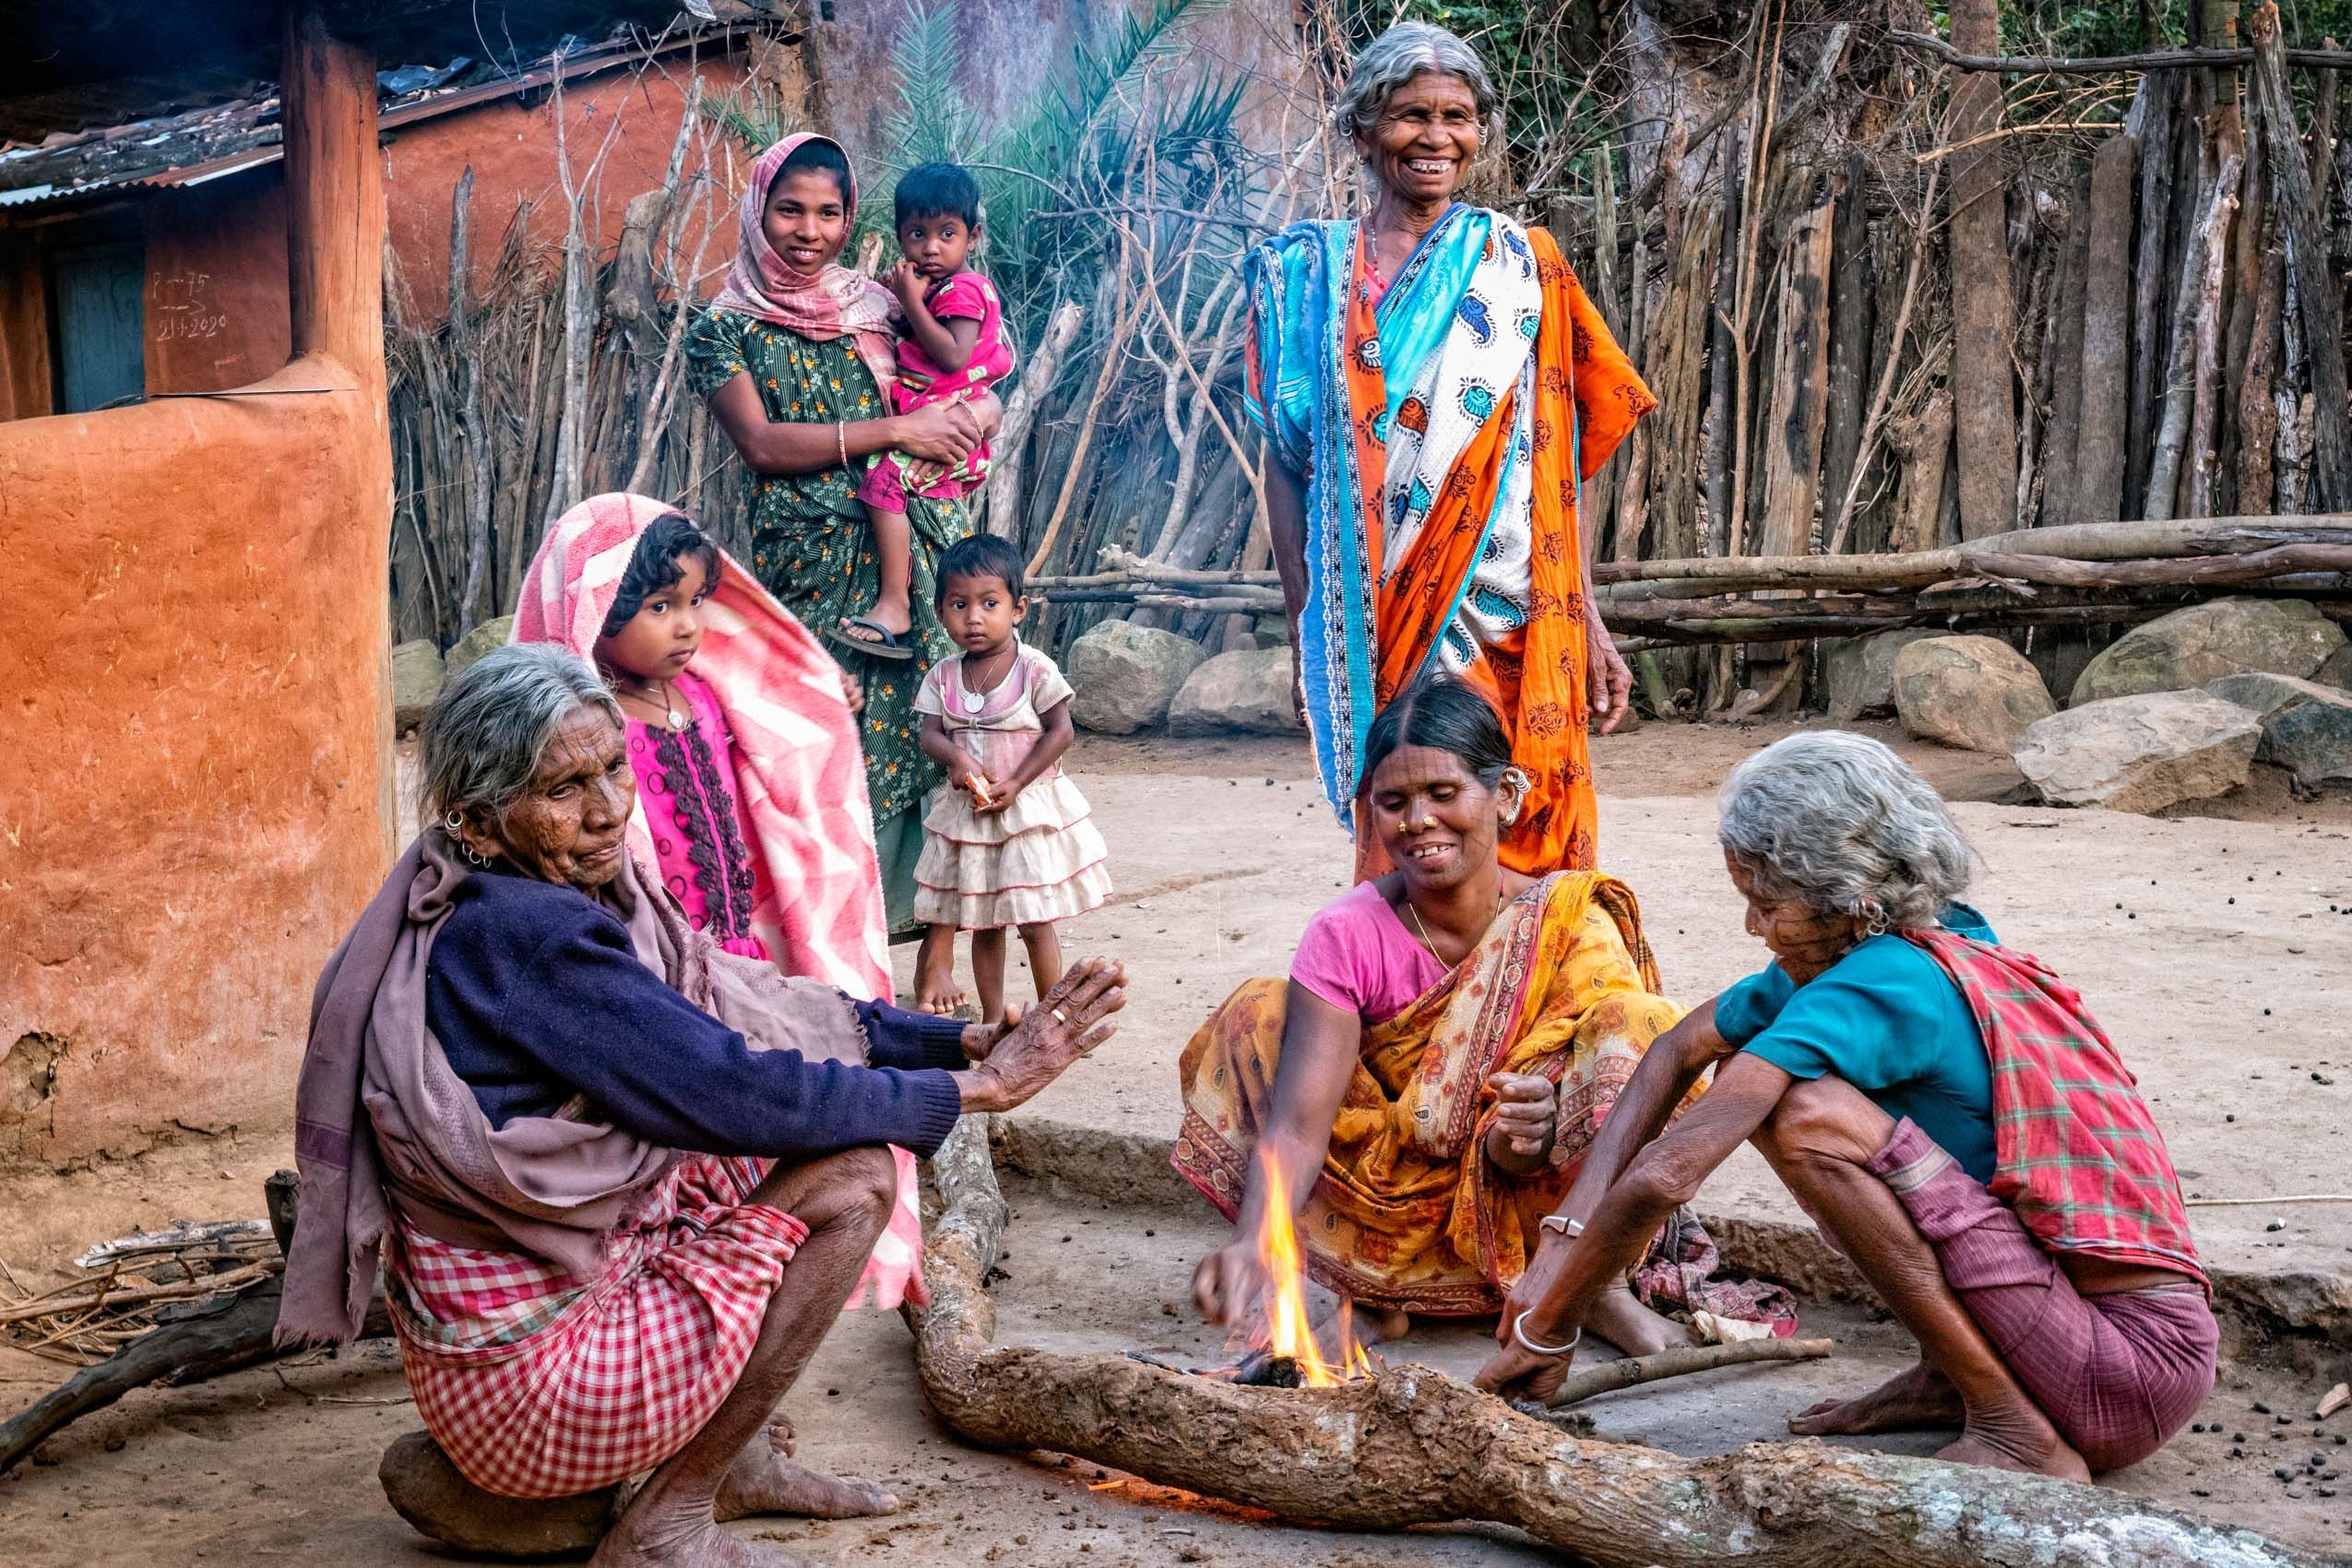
[913,533,1111,1019]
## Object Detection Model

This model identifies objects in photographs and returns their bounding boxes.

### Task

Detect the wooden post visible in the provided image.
[2250,1,2352,509]
[282,5,385,404]
[1945,0,2017,539]
[2125,73,2179,511]
[2038,172,2094,529]
[2074,134,2138,522]
[1820,153,1873,543]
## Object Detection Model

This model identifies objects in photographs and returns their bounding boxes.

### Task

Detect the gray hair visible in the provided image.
[419,642,622,826]
[1332,21,1500,142]
[1716,731,1974,932]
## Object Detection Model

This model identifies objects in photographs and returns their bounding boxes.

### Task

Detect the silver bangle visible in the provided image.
[1538,1214,1585,1239]
[1511,1309,1580,1359]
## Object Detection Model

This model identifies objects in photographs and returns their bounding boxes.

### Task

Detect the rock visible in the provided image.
[444,614,517,681]
[1065,619,1210,734]
[2206,671,2352,785]
[391,640,445,733]
[1169,647,1304,737]
[1892,636,2057,753]
[2070,597,2347,706]
[2013,691,2263,813]
[379,1430,623,1556]
[2319,642,2352,688]
[1824,628,1940,722]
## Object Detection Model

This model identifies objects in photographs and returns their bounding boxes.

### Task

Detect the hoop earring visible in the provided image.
[1499,766,1530,826]
[443,811,464,833]
[1863,905,1892,938]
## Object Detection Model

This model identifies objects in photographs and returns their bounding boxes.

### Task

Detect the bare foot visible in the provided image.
[915,956,966,1016]
[589,1513,816,1568]
[1789,1360,1966,1436]
[715,1437,898,1522]
[1584,1285,1700,1359]
[1938,1421,2090,1481]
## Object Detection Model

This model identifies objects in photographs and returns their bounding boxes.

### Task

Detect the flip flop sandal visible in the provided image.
[826,614,917,661]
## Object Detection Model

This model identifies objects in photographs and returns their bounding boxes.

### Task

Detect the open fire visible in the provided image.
[1234,1149,1374,1387]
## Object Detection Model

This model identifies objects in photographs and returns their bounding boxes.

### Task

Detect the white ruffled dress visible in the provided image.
[912,642,1111,931]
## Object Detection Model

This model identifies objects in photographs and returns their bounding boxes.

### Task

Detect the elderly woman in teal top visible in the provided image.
[686,132,998,953]
[1476,731,2216,1480]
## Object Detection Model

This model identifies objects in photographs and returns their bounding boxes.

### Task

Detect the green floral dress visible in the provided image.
[685,308,972,932]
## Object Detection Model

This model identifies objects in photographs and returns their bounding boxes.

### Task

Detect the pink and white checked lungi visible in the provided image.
[389,1155,806,1498]
[1869,1118,2217,1472]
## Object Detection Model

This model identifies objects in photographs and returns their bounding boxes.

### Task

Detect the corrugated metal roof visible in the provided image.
[0,23,758,216]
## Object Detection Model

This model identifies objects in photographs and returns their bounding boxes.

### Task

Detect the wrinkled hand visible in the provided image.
[839,669,865,713]
[1192,1239,1269,1327]
[1486,1072,1557,1160]
[1289,636,1306,728]
[896,398,986,469]
[1472,1336,1575,1404]
[1586,604,1632,734]
[959,1004,1023,1063]
[958,959,1125,1114]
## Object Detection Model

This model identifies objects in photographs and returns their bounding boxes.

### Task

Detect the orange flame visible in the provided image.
[1253,1149,1374,1386]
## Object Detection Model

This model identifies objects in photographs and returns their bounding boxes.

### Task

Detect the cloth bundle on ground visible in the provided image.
[279,832,925,1491]
[1175,872,1790,1331]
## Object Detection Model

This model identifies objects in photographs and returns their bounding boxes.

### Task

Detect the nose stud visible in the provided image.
[1420,814,1437,829]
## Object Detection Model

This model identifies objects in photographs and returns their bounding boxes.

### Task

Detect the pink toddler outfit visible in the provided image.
[912,642,1110,931]
[624,670,767,960]
[855,268,1014,510]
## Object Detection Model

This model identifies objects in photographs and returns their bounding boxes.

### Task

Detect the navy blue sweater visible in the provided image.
[425,868,965,1159]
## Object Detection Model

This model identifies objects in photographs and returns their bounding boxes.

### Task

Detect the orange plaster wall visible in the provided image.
[143,176,293,397]
[0,357,391,1169]
[382,57,751,320]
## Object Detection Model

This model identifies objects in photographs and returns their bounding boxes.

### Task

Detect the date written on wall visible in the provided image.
[155,267,229,342]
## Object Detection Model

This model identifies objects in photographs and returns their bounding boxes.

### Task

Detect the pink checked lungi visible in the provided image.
[1870,1118,2217,1472]
[389,1155,804,1498]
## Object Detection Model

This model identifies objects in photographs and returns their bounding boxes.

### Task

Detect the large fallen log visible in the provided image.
[1592,516,2352,592]
[906,1118,2329,1568]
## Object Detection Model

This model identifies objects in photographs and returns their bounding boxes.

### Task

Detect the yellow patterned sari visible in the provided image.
[1172,872,1691,1314]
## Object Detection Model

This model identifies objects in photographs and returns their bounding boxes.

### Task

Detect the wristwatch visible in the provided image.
[1538,1214,1585,1239]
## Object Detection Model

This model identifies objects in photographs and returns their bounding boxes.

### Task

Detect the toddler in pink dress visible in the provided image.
[833,160,1015,664]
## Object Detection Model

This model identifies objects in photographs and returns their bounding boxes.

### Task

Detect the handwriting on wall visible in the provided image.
[154,267,229,343]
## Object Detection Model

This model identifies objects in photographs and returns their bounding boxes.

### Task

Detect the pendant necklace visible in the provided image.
[620,674,686,731]
[960,647,1012,715]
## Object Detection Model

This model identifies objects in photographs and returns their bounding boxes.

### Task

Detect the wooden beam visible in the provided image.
[281,5,384,393]
[1890,27,2352,74]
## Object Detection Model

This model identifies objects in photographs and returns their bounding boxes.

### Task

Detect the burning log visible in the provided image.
[906,1118,2331,1568]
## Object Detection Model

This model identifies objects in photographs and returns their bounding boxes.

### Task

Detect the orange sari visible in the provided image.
[1171,873,1689,1315]
[1243,209,1654,880]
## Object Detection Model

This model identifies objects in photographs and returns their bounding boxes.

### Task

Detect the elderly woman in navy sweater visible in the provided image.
[279,644,1124,1568]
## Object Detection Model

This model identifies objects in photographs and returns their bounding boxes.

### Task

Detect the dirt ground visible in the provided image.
[5,720,2351,1563]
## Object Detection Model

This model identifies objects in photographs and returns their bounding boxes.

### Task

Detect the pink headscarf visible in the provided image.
[512,492,890,1001]
[709,131,901,394]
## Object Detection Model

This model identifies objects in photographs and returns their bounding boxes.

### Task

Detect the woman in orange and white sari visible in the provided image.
[1179,680,1788,1355]
[1248,21,1653,881]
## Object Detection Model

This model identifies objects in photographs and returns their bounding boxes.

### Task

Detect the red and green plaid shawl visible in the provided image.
[1905,929,2209,1294]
